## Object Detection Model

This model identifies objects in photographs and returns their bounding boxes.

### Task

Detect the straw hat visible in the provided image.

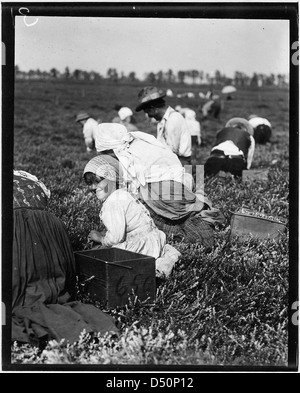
[135,86,166,112]
[75,112,90,122]
[225,117,254,136]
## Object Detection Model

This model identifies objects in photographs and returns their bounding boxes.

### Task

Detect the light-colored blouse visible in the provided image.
[100,188,167,258]
[157,106,192,158]
[83,118,99,142]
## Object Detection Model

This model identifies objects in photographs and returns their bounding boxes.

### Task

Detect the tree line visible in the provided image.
[15,65,288,88]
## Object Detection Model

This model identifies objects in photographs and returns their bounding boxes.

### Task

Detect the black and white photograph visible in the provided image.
[1,1,298,374]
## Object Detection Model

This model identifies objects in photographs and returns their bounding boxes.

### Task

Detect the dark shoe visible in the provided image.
[227,156,246,176]
[204,154,226,176]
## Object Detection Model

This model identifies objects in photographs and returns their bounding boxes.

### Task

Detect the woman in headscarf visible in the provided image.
[248,114,272,144]
[12,170,118,346]
[94,123,225,248]
[83,155,181,278]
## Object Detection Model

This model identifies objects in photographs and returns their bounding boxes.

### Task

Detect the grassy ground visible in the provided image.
[11,80,289,366]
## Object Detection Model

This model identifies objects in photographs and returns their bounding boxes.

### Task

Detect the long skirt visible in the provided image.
[12,208,118,345]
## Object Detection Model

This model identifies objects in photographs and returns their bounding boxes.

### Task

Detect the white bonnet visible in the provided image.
[118,107,133,121]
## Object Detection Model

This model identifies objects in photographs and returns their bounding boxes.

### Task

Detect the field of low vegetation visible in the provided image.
[11,80,290,367]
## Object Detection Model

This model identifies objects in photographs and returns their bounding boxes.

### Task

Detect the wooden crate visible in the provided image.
[75,248,156,308]
[230,212,286,240]
[242,169,269,181]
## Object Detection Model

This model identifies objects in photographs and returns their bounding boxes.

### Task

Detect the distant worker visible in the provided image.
[201,94,222,120]
[136,86,192,166]
[166,88,174,97]
[183,109,201,147]
[206,90,213,99]
[176,106,201,147]
[116,106,138,132]
[75,112,99,153]
[111,104,123,123]
[175,105,189,117]
[248,114,272,144]
[204,117,255,177]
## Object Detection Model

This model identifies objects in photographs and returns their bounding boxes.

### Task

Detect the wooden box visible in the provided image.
[242,168,269,182]
[230,211,286,240]
[75,248,156,308]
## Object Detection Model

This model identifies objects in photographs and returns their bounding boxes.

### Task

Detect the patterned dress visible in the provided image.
[12,171,117,345]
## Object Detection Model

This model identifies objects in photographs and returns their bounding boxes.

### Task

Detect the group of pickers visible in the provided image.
[76,85,272,177]
[11,85,273,346]
[74,85,273,258]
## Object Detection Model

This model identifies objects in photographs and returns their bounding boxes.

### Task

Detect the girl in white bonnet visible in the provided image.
[83,154,181,278]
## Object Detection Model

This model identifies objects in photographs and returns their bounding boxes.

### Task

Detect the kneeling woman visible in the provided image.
[83,155,181,278]
[12,170,118,346]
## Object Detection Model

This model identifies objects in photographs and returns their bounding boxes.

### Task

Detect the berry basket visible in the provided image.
[230,208,287,240]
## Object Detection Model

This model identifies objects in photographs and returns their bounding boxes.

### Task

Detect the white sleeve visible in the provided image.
[247,135,255,169]
[100,197,127,246]
[83,122,93,140]
[165,113,185,154]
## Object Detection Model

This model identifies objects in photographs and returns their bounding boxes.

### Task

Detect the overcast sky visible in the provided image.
[15,15,289,79]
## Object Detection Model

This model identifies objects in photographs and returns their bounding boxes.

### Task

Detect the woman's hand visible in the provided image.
[88,230,103,244]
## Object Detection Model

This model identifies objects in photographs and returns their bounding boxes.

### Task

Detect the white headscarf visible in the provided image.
[184,109,196,121]
[95,123,140,185]
[118,107,133,121]
[95,123,193,190]
[95,123,133,152]
[96,123,170,187]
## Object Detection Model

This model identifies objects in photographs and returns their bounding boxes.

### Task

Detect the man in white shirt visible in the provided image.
[136,86,192,166]
[248,114,272,144]
[75,112,99,153]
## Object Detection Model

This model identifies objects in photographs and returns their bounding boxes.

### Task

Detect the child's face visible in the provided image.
[91,177,115,201]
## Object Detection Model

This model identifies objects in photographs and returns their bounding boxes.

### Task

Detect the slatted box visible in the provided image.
[75,248,156,308]
[230,211,286,240]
